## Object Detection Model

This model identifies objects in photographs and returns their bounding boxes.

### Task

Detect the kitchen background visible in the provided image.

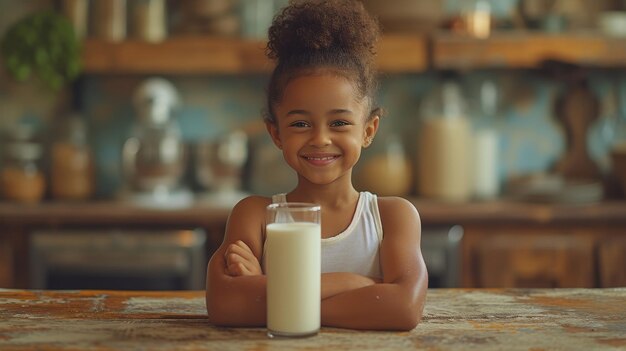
[1,0,626,291]
[2,0,625,200]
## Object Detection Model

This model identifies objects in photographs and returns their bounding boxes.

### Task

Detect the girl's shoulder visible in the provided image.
[375,196,421,225]
[230,195,273,215]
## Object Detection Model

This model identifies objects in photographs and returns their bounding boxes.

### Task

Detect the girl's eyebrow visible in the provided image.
[285,109,352,117]
[286,109,309,117]
[330,109,352,115]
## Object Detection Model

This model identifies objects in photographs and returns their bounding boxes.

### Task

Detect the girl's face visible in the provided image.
[267,73,379,186]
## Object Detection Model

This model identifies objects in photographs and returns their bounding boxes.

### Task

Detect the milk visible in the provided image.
[266,222,321,337]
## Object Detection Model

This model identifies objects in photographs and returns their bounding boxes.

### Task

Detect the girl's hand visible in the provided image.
[224,240,263,277]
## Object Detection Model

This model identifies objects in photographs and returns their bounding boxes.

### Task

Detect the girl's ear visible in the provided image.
[265,120,282,149]
[363,114,380,148]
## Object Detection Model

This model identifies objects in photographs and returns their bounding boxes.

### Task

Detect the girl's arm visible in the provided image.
[205,196,269,327]
[208,196,380,327]
[320,197,428,331]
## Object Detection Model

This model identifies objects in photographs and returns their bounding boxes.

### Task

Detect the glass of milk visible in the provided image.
[265,202,321,338]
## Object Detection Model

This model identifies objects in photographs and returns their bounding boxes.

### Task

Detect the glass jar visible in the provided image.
[92,0,127,42]
[355,134,412,196]
[61,0,89,40]
[463,0,492,38]
[417,79,473,202]
[131,0,167,42]
[50,115,95,201]
[1,135,46,204]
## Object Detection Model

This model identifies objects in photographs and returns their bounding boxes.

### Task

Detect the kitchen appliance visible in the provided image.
[196,130,249,207]
[120,78,192,208]
[29,229,207,290]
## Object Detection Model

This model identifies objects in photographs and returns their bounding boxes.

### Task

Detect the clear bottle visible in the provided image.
[472,79,500,200]
[50,114,95,201]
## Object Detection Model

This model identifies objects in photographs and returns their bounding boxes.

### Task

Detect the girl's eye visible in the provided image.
[289,121,309,128]
[330,120,350,127]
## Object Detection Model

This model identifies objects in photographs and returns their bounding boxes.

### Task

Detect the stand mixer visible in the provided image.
[120,78,192,208]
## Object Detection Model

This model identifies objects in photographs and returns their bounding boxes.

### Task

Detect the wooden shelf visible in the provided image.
[81,34,428,74]
[432,31,626,70]
[81,32,626,74]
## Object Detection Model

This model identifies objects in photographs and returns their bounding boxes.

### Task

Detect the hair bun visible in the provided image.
[266,0,379,62]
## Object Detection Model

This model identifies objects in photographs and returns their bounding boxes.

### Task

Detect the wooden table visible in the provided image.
[1,289,625,350]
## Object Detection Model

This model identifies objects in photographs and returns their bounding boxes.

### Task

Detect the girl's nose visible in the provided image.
[310,127,331,147]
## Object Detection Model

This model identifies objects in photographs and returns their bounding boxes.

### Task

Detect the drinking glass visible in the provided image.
[265,202,321,338]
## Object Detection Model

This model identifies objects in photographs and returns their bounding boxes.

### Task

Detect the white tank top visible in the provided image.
[269,191,383,279]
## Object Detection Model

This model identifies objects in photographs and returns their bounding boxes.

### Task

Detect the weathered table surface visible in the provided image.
[1,288,625,350]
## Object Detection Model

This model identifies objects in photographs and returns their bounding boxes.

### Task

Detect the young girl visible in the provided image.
[206,0,427,331]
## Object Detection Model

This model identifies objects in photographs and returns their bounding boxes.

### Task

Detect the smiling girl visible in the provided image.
[206,0,427,331]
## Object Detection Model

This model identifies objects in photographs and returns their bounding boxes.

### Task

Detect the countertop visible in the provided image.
[1,288,624,350]
[2,199,626,227]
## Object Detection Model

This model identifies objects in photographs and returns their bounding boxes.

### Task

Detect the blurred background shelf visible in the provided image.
[81,34,429,74]
[432,32,626,69]
[81,33,626,75]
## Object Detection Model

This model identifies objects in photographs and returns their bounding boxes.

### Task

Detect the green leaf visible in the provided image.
[1,10,82,91]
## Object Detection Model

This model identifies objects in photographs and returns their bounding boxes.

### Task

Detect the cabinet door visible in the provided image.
[599,236,626,287]
[0,236,13,287]
[475,232,595,288]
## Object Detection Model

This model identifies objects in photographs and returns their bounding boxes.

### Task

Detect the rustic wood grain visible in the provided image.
[432,32,626,70]
[81,35,428,74]
[0,289,624,350]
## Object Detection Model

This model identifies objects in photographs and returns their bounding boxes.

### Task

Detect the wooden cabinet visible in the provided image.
[413,200,626,288]
[598,236,626,287]
[0,234,13,287]
[0,201,231,289]
[461,225,626,288]
[468,228,595,288]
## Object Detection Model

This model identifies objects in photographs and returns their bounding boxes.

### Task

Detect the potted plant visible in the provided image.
[1,10,81,91]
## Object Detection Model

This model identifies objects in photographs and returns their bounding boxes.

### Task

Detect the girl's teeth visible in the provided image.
[308,156,334,160]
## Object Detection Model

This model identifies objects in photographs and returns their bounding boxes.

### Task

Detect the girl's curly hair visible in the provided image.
[265,0,381,123]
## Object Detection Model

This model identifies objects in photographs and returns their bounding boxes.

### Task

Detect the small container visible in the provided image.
[131,0,167,42]
[1,137,46,204]
[62,0,89,40]
[92,0,127,42]
[463,0,492,38]
[50,115,95,201]
[355,134,412,196]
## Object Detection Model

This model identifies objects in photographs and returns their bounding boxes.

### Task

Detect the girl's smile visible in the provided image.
[300,152,341,167]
